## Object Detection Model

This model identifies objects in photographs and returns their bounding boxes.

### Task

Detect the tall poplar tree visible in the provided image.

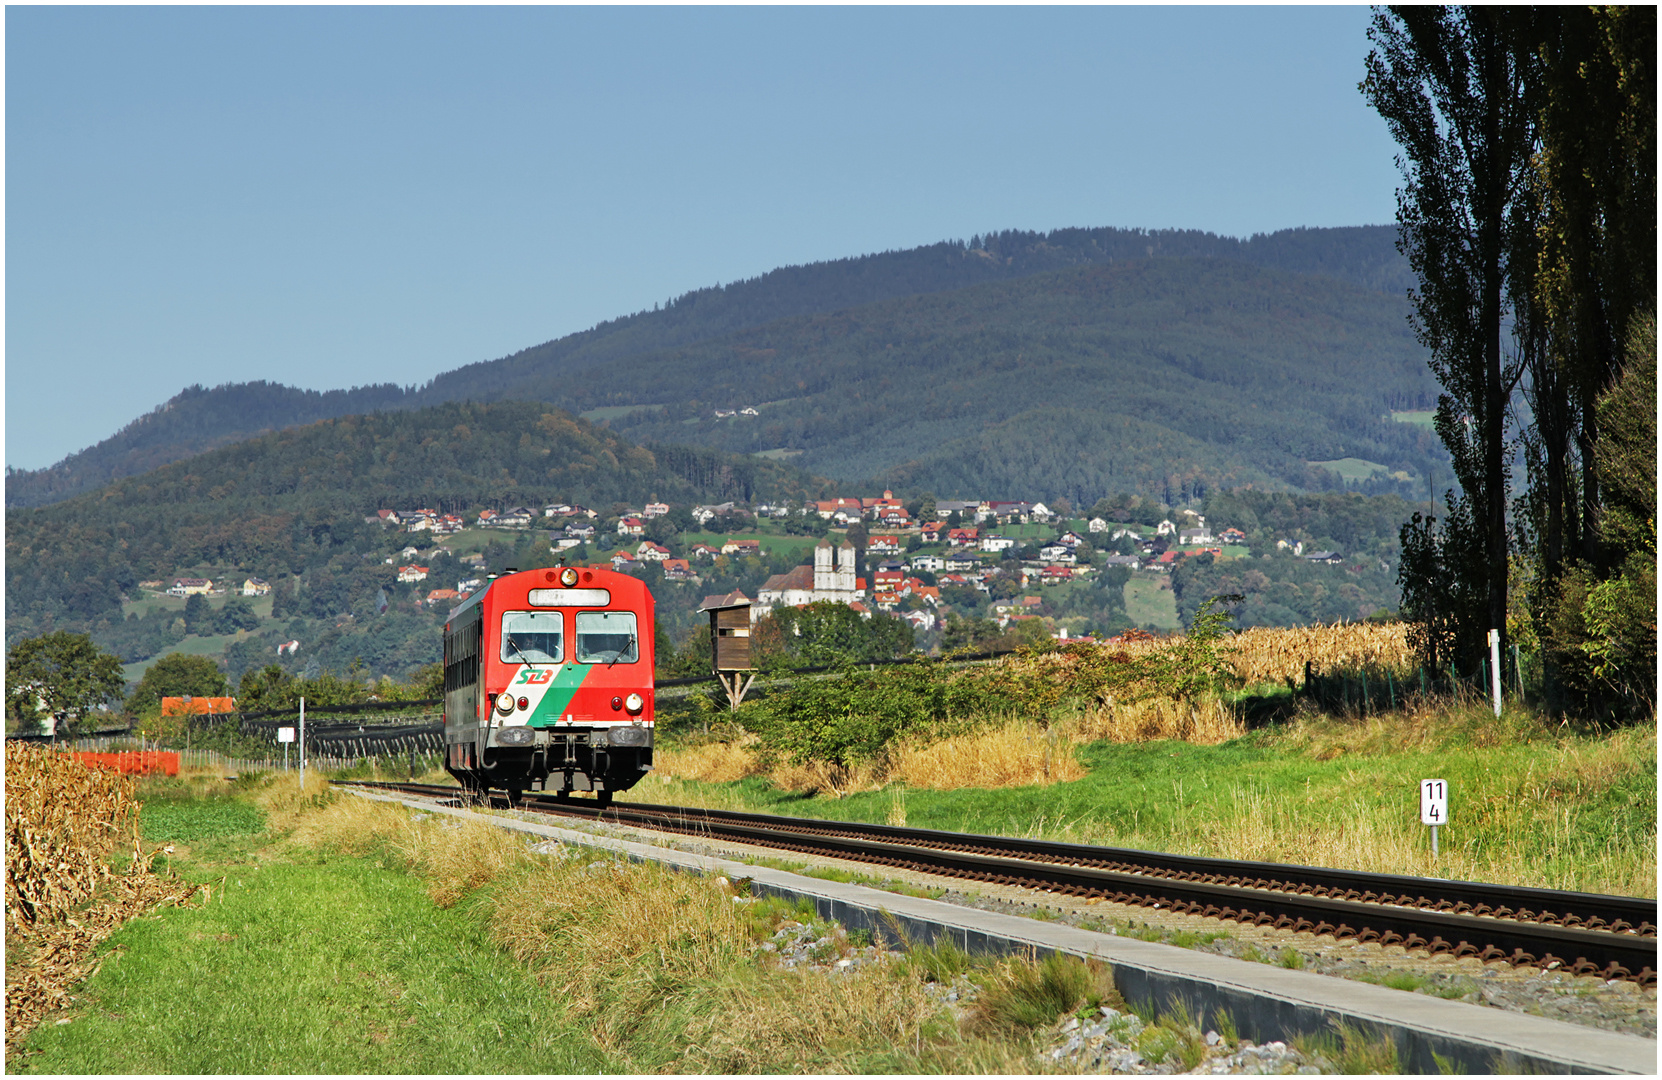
[1362,7,1540,669]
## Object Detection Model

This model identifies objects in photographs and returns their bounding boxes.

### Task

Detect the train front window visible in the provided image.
[575,611,638,664]
[501,612,562,663]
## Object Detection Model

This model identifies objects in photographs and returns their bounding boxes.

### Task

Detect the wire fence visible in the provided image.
[18,739,448,778]
[1300,646,1533,718]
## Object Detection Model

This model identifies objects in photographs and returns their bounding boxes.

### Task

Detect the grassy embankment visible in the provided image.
[16,773,1176,1074]
[647,620,1655,899]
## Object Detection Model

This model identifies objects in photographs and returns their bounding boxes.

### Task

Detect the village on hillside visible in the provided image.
[324,491,1362,644]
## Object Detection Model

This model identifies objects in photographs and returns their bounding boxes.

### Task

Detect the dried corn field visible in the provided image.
[1065,621,1413,686]
[5,744,212,1057]
[6,743,140,929]
[1221,622,1412,685]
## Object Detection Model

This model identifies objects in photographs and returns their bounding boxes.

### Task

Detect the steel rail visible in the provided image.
[339,780,1657,984]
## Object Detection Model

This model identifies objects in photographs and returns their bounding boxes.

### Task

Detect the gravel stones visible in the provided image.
[1039,1007,1332,1075]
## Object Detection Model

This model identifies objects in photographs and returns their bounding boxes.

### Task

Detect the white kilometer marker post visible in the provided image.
[1420,778,1448,859]
[1487,628,1503,717]
[278,726,295,773]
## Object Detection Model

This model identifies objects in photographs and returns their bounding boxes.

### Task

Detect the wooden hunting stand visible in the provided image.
[699,592,755,710]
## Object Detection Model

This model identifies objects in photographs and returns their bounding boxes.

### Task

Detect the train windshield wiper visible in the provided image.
[607,639,637,668]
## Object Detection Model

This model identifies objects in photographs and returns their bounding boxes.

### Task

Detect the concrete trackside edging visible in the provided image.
[355,791,1659,1075]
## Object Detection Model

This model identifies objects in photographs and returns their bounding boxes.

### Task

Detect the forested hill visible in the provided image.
[6,225,1412,509]
[5,401,826,636]
[412,224,1414,405]
[551,258,1445,503]
[5,382,415,509]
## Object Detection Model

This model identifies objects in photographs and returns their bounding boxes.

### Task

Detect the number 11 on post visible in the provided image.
[1420,779,1448,858]
[1419,779,1449,825]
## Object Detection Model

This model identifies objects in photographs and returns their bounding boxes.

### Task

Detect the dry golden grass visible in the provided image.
[652,738,762,784]
[1065,697,1245,745]
[484,857,750,1046]
[767,757,887,798]
[270,785,533,908]
[894,721,1086,790]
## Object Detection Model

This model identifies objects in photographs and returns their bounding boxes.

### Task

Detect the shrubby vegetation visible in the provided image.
[735,598,1242,782]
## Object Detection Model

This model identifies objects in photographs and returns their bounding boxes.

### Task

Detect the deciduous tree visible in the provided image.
[5,632,126,734]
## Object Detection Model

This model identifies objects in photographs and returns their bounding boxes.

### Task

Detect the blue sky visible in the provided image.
[5,6,1402,471]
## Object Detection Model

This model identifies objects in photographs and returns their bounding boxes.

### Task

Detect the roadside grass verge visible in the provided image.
[645,702,1655,897]
[18,776,1123,1073]
[16,776,607,1075]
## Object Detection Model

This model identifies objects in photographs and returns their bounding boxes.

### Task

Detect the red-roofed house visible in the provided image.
[397,565,430,583]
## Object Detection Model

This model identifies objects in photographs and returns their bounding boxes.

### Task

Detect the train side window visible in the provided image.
[502,611,563,663]
[575,611,638,664]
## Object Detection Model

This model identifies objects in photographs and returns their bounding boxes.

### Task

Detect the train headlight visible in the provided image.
[560,567,580,587]
[495,693,515,715]
[624,693,644,716]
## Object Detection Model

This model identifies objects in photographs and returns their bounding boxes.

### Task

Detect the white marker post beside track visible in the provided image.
[1487,629,1502,716]
[299,697,306,791]
[1420,778,1448,859]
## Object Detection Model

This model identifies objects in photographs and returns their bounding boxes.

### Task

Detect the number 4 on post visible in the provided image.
[1420,778,1448,857]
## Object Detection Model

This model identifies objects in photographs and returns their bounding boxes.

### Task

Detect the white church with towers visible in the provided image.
[751,537,864,621]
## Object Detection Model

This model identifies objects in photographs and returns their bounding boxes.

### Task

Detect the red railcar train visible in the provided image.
[442,566,654,804]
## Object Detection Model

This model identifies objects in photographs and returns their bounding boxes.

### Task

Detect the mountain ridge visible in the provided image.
[6,224,1415,509]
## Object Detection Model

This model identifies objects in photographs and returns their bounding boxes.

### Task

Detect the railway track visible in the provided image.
[341,779,1658,985]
